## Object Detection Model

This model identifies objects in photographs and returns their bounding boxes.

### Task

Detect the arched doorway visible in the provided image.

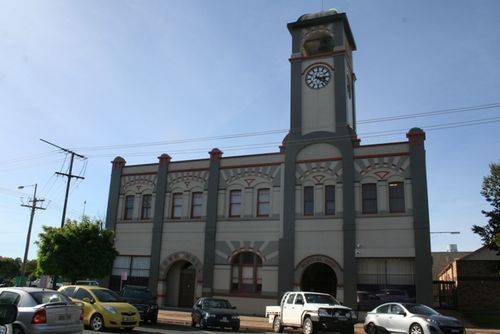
[165,260,196,307]
[301,262,338,297]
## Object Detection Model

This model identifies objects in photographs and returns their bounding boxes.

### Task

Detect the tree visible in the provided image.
[0,257,21,282]
[36,217,118,284]
[472,162,500,252]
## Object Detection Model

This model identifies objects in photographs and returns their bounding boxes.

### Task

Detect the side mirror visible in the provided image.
[0,304,18,325]
[399,311,406,316]
[82,297,94,304]
[231,306,237,310]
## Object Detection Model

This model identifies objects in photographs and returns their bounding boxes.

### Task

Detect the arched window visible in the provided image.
[231,252,262,294]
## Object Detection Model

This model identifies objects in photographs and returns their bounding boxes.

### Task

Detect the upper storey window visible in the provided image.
[141,194,152,220]
[302,30,334,57]
[362,183,377,214]
[191,192,203,218]
[230,190,242,217]
[257,188,270,217]
[389,182,405,213]
[325,185,335,215]
[172,193,183,219]
[124,195,134,220]
[303,186,314,216]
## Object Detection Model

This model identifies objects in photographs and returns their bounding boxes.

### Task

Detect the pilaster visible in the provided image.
[407,128,433,305]
[105,156,126,231]
[148,153,171,294]
[202,148,223,296]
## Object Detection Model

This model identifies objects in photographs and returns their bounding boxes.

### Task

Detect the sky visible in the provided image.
[0,0,499,260]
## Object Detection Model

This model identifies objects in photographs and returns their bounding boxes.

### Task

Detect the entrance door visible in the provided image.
[301,262,337,296]
[178,267,195,307]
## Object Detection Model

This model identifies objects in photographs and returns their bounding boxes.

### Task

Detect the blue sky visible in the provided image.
[0,0,499,259]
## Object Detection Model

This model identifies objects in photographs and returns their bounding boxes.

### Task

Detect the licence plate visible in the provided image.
[123,316,134,322]
[221,317,229,322]
[451,330,459,333]
[338,316,346,320]
[58,314,70,321]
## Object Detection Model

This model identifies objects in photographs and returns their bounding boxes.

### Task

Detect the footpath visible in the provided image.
[157,310,500,334]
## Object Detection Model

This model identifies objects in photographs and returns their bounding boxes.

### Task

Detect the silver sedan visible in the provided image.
[364,303,464,334]
[0,287,83,334]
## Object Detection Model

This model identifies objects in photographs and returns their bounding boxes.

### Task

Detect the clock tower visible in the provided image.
[279,10,359,308]
[288,9,357,136]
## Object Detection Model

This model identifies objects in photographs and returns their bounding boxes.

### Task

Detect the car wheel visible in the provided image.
[90,314,105,332]
[273,316,283,333]
[343,325,355,334]
[12,326,25,334]
[367,323,378,334]
[410,323,424,334]
[303,317,316,334]
[200,319,208,329]
[151,316,158,324]
[191,317,196,328]
[232,325,240,331]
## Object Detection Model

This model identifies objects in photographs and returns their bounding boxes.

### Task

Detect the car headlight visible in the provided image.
[427,318,440,326]
[204,312,216,319]
[103,305,118,314]
[232,315,240,319]
[151,304,158,309]
[318,309,330,317]
[350,311,358,319]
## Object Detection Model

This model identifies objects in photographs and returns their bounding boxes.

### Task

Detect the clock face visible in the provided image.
[305,65,331,89]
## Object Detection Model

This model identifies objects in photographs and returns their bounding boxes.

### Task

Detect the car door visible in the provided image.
[387,304,408,333]
[282,293,296,325]
[374,304,391,330]
[192,299,203,324]
[292,293,305,326]
[72,287,95,323]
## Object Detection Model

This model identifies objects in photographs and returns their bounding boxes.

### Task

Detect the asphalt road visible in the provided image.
[83,323,267,334]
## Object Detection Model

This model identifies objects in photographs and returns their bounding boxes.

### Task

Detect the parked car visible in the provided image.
[191,298,240,331]
[58,285,139,332]
[0,287,83,334]
[375,289,414,303]
[364,303,464,334]
[357,291,382,312]
[266,291,356,334]
[75,280,99,286]
[120,285,158,324]
[0,304,18,334]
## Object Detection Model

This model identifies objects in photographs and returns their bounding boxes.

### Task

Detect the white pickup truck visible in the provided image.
[266,292,356,334]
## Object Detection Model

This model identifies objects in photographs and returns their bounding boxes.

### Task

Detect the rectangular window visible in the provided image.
[362,183,378,214]
[131,257,151,277]
[124,195,134,220]
[325,185,335,215]
[191,192,203,218]
[141,194,152,219]
[229,190,242,217]
[389,182,405,213]
[257,188,270,217]
[172,193,183,219]
[303,186,314,216]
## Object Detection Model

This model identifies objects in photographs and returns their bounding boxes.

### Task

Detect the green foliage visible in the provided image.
[36,217,118,283]
[472,162,500,252]
[24,259,38,279]
[0,257,21,281]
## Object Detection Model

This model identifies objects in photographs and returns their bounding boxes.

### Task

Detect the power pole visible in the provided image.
[40,139,85,227]
[19,183,46,284]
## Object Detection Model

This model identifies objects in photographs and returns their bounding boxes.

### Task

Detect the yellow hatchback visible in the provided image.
[59,285,140,331]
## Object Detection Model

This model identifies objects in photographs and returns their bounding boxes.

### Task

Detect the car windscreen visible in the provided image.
[122,288,153,300]
[203,299,232,309]
[404,304,439,316]
[30,291,70,305]
[304,294,339,305]
[90,289,122,303]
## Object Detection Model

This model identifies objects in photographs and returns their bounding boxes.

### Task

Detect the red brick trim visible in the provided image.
[289,49,346,62]
[354,152,409,159]
[296,157,343,164]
